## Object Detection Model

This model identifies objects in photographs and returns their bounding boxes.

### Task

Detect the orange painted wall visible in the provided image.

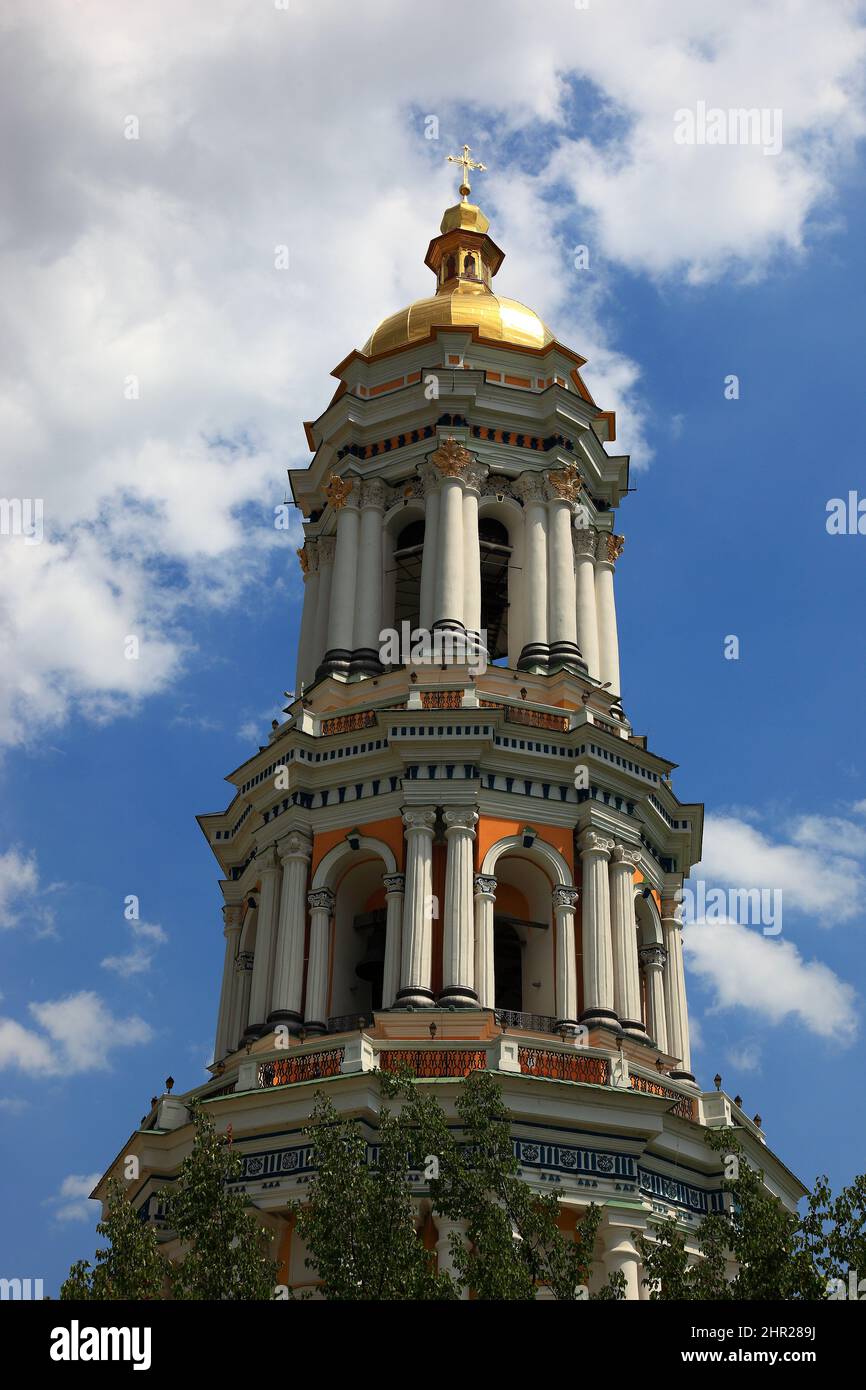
[475,815,575,875]
[311,815,404,877]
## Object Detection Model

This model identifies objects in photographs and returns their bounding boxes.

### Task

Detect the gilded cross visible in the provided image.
[446,144,487,202]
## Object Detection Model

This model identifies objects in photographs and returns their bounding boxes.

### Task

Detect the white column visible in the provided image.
[269,828,312,1030]
[433,475,465,629]
[662,897,693,1079]
[434,1215,470,1297]
[462,464,487,650]
[215,903,243,1061]
[295,543,319,692]
[546,491,581,670]
[440,809,479,1007]
[230,948,254,1052]
[600,1219,643,1301]
[578,830,617,1027]
[396,808,437,1007]
[515,473,549,669]
[418,466,440,632]
[639,943,669,1053]
[323,481,361,673]
[305,888,335,1034]
[353,479,386,672]
[246,847,281,1037]
[313,536,335,678]
[595,532,624,697]
[473,874,497,1010]
[552,886,580,1030]
[381,873,405,1010]
[609,846,647,1038]
[574,528,600,681]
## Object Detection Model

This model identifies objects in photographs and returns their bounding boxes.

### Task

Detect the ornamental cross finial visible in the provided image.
[446,144,487,202]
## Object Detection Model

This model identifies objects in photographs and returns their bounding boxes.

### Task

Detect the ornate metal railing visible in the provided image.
[258,1049,344,1088]
[327,1013,373,1034]
[480,700,570,733]
[494,1009,557,1034]
[518,1048,610,1085]
[629,1072,696,1121]
[379,1049,487,1078]
[419,690,464,709]
[320,710,377,736]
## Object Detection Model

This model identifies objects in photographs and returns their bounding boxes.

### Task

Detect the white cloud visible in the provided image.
[694,811,866,925]
[131,920,167,944]
[0,844,65,935]
[683,918,857,1042]
[0,991,153,1075]
[1,0,863,745]
[725,1041,762,1075]
[0,1096,29,1114]
[46,1173,102,1223]
[100,946,154,978]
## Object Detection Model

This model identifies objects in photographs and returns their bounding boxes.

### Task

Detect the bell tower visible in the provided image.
[95,154,807,1298]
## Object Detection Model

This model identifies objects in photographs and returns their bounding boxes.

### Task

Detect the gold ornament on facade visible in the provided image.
[296,545,309,574]
[546,462,583,502]
[324,474,354,510]
[430,436,474,477]
[607,533,626,564]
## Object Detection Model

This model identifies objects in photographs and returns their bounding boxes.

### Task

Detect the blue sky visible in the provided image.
[1,0,865,1293]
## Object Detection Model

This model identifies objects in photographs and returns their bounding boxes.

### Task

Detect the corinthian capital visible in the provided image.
[545,462,583,503]
[318,535,336,564]
[513,471,547,505]
[307,888,335,914]
[430,436,475,478]
[612,844,641,873]
[597,532,625,565]
[278,828,313,862]
[552,885,579,911]
[325,474,359,510]
[360,478,388,510]
[638,944,667,970]
[573,527,597,560]
[222,902,245,930]
[578,828,615,858]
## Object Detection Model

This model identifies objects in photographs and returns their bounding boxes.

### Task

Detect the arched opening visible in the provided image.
[462,252,478,279]
[479,516,511,662]
[392,519,424,635]
[493,923,522,1011]
[330,861,388,1023]
[445,253,457,280]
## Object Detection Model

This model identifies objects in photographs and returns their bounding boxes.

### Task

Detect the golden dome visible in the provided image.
[362,285,554,356]
[361,176,554,358]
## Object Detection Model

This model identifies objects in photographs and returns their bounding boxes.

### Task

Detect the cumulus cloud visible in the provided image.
[45,1173,102,1223]
[683,918,857,1042]
[1,0,863,747]
[693,810,866,926]
[0,991,153,1075]
[0,844,59,934]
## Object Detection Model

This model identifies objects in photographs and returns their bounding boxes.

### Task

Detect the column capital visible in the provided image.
[578,828,615,858]
[596,532,625,566]
[383,872,405,895]
[222,902,245,931]
[639,944,668,970]
[402,806,437,834]
[235,950,254,973]
[611,843,641,872]
[429,436,476,481]
[552,885,579,911]
[418,461,441,496]
[325,474,360,510]
[256,844,281,873]
[443,807,478,836]
[545,461,583,503]
[318,535,336,564]
[573,526,598,559]
[359,477,388,510]
[660,898,683,923]
[307,887,335,914]
[297,541,318,575]
[474,873,497,898]
[277,827,313,862]
[513,470,547,505]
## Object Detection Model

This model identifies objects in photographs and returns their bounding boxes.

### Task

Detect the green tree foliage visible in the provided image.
[59,1178,166,1301]
[298,1067,618,1300]
[167,1101,278,1300]
[637,1127,842,1301]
